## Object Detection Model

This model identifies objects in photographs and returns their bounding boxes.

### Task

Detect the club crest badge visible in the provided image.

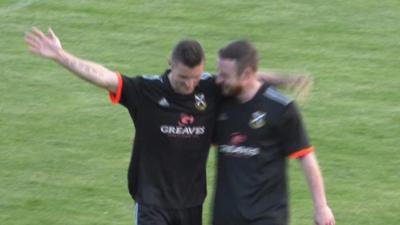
[194,93,207,111]
[249,111,267,129]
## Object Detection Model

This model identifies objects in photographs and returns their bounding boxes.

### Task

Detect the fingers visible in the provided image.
[25,27,45,46]
[26,27,48,44]
[47,27,56,39]
[290,75,313,105]
[295,76,313,92]
[47,27,62,48]
[314,206,335,225]
[328,216,336,225]
[315,215,335,225]
[295,82,312,99]
[28,46,41,55]
[25,36,38,49]
[25,32,40,49]
[31,27,46,39]
[25,30,39,41]
[25,27,48,52]
[25,27,46,55]
[322,218,335,225]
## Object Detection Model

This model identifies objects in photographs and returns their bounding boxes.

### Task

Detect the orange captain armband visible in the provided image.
[288,146,315,159]
[109,72,123,104]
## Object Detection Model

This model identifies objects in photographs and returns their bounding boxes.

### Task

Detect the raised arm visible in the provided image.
[25,27,118,93]
[299,153,335,225]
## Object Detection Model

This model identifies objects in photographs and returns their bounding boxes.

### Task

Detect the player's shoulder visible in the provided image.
[261,85,293,107]
[200,72,214,81]
[121,74,162,83]
[260,85,298,123]
[121,74,164,93]
[198,72,217,89]
[199,72,216,85]
[132,74,165,89]
[140,74,163,82]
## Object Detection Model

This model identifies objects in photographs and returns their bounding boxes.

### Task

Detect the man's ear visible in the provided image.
[241,67,253,80]
[168,59,173,68]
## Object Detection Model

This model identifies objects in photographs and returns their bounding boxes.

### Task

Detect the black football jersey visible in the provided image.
[109,70,221,208]
[212,83,313,225]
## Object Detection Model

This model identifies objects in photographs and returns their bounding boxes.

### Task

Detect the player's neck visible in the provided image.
[236,78,262,103]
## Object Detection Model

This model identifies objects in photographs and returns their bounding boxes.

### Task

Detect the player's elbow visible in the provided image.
[100,72,119,92]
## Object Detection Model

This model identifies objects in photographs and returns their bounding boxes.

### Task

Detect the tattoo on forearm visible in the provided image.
[62,54,104,83]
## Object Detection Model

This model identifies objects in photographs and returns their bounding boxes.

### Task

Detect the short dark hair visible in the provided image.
[171,40,205,68]
[218,40,259,75]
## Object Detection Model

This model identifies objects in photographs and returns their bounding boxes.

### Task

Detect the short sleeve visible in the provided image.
[277,102,314,158]
[109,73,142,110]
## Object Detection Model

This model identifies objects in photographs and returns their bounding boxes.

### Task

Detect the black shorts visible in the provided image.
[213,220,287,225]
[135,203,202,225]
[213,212,287,225]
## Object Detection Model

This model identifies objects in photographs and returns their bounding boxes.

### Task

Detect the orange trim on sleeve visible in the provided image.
[109,72,123,104]
[288,146,315,159]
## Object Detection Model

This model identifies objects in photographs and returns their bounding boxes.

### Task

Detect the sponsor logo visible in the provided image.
[178,114,194,126]
[219,132,259,158]
[219,145,259,157]
[229,132,247,145]
[194,93,207,111]
[249,111,266,129]
[160,113,205,138]
[160,126,205,136]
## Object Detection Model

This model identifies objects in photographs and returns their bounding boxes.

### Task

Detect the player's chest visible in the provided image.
[137,91,216,130]
[216,103,273,135]
[216,104,284,161]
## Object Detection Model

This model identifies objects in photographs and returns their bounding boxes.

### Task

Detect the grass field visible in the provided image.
[1,0,399,224]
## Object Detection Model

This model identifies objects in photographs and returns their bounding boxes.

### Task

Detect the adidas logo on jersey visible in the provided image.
[158,97,170,107]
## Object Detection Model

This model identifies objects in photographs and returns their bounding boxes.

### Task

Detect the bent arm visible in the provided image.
[25,27,118,93]
[299,153,335,225]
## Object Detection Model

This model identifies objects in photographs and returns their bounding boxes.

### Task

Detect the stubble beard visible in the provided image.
[223,85,242,97]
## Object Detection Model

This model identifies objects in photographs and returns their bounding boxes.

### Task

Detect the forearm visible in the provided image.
[54,49,118,92]
[299,153,328,209]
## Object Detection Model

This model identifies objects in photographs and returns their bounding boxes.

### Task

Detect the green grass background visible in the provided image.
[1,0,399,224]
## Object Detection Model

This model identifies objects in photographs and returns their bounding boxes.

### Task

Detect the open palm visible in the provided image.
[25,27,62,59]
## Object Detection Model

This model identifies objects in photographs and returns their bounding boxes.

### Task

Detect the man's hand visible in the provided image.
[24,27,118,92]
[315,205,335,225]
[257,71,313,104]
[25,27,62,59]
[299,153,335,225]
[285,75,314,104]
